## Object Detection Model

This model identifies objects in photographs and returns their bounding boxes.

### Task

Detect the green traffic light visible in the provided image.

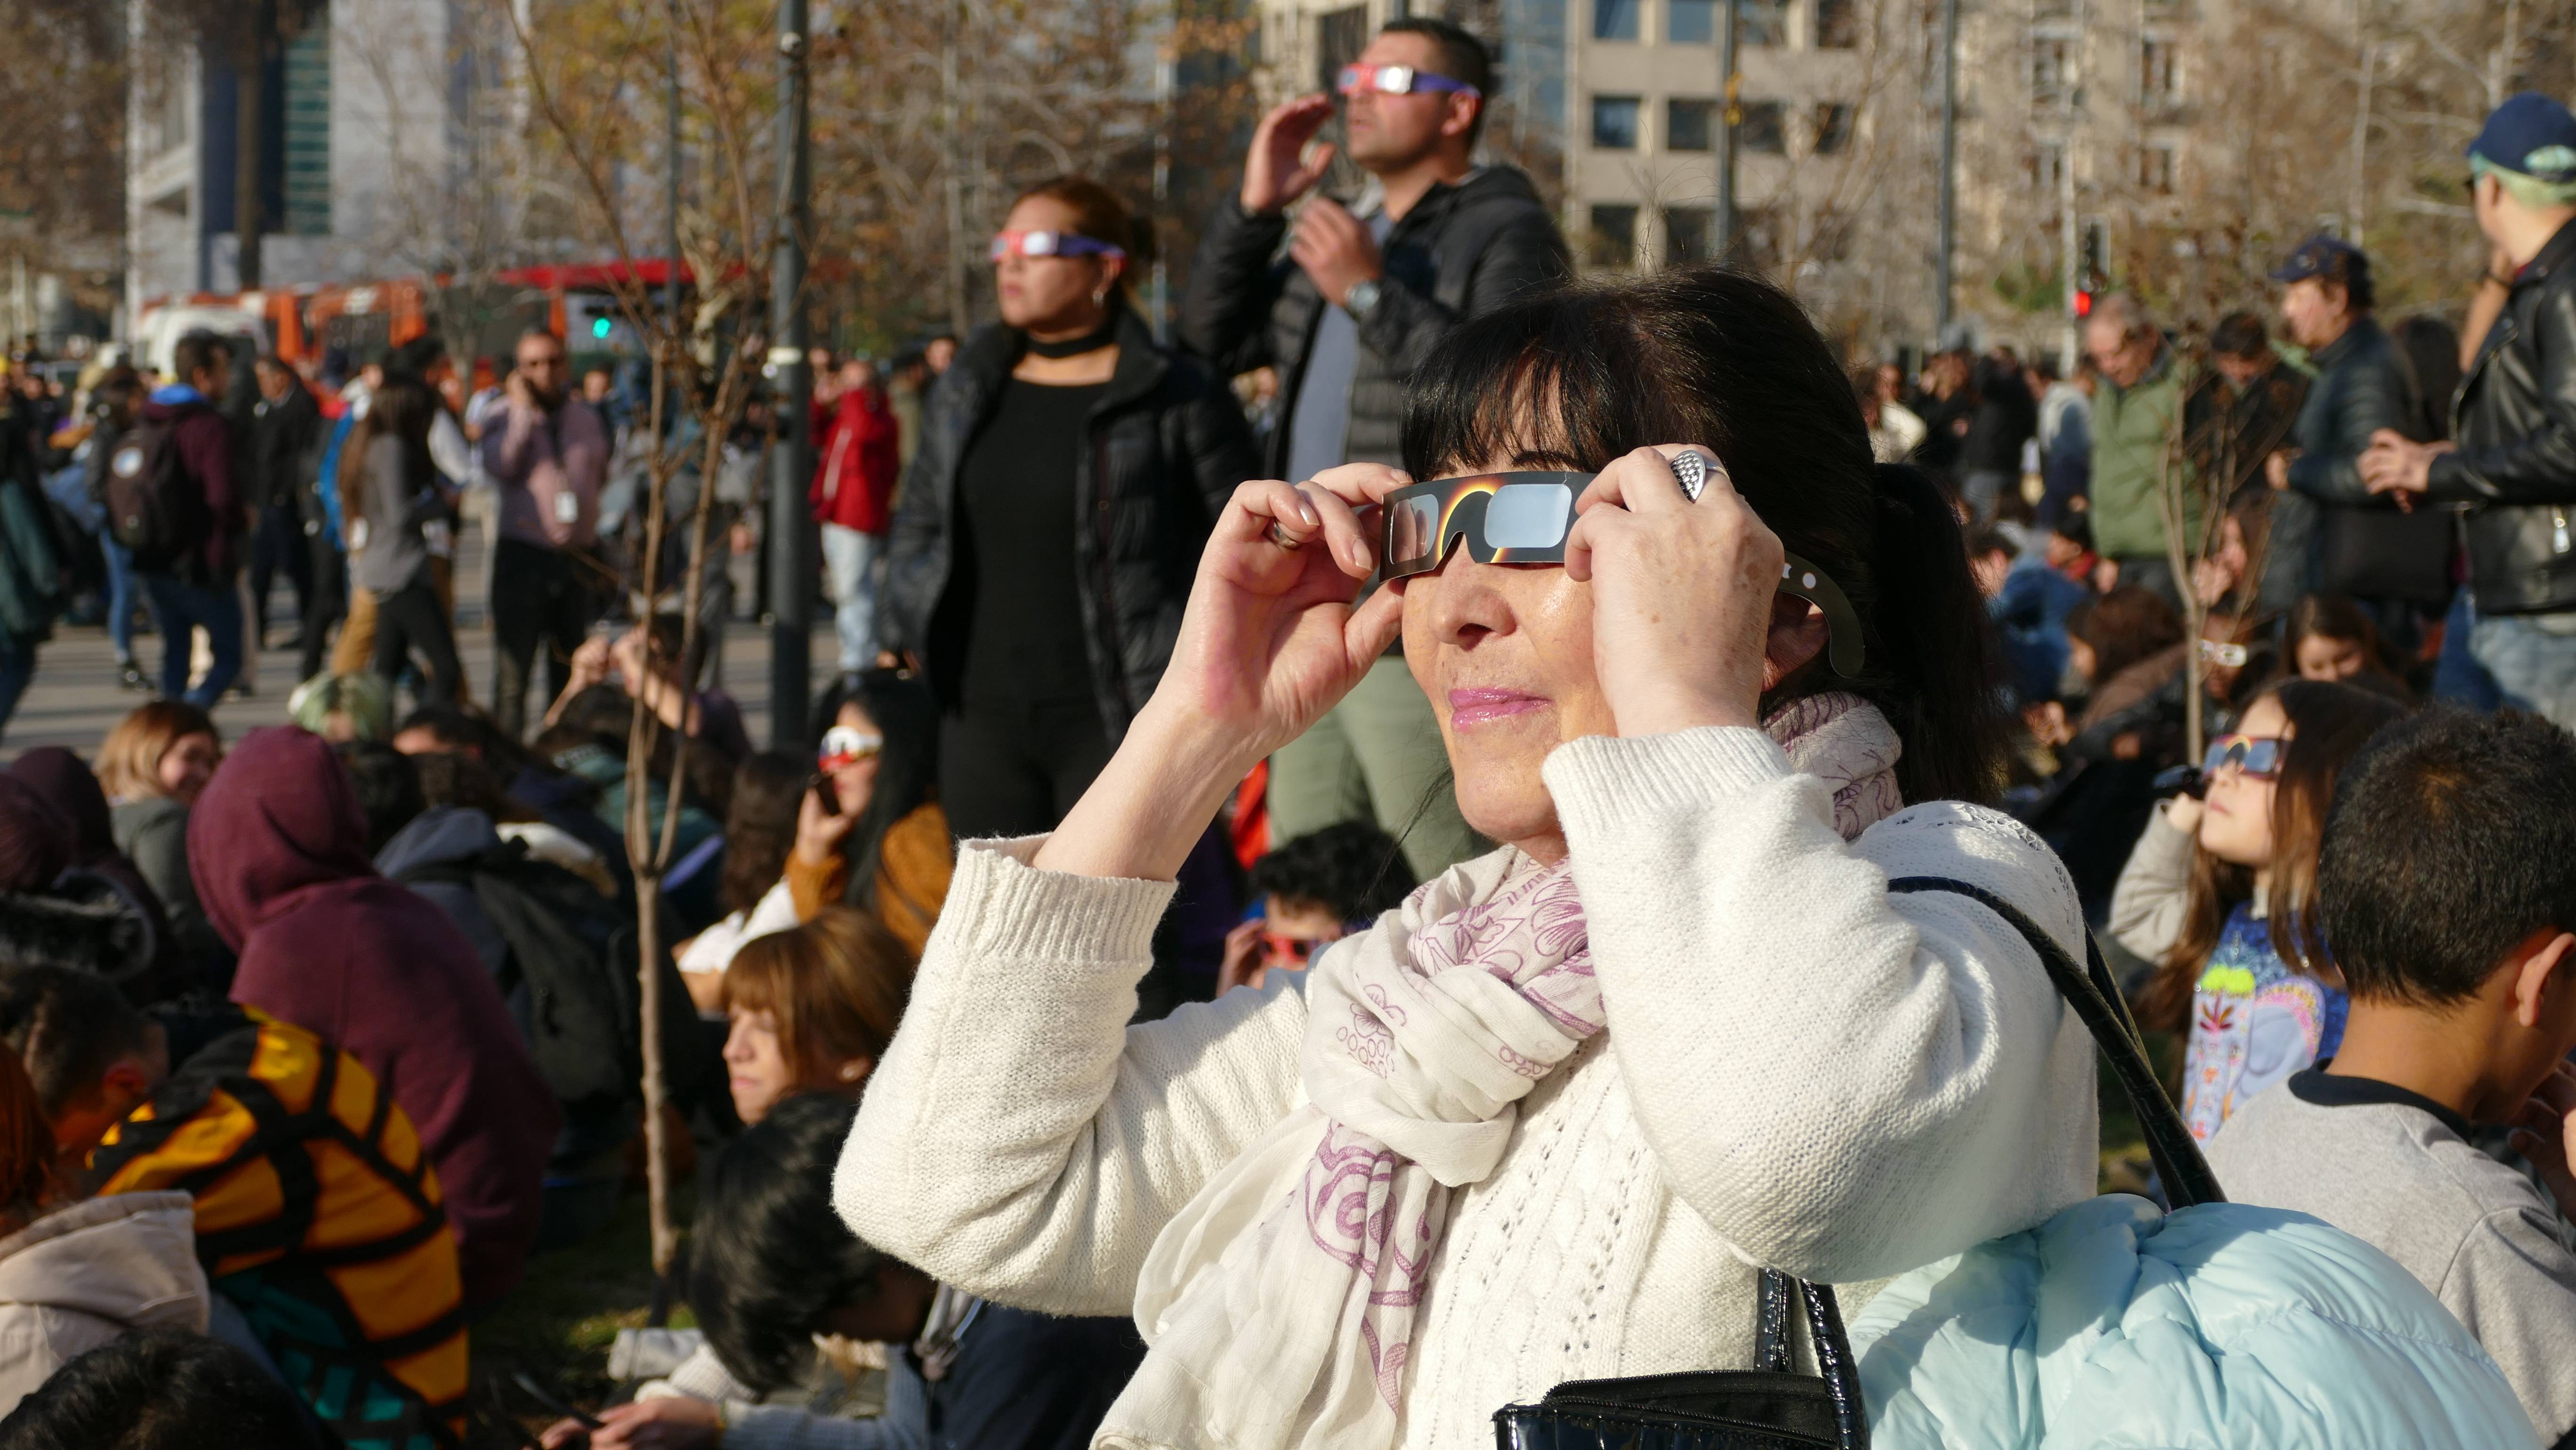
[592,317,613,339]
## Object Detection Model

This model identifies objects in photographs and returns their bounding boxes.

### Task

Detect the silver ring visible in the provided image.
[1670,449,1712,502]
[1266,520,1307,551]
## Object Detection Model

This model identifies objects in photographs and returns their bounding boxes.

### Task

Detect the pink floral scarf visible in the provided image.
[1107,696,1901,1450]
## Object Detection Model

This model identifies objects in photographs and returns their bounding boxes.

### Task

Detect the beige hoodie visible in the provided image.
[0,1192,208,1417]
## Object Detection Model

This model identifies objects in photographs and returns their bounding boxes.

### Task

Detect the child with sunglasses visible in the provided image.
[2110,679,2408,1141]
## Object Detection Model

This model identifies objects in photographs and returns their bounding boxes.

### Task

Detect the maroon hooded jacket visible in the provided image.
[137,394,243,582]
[191,726,558,1307]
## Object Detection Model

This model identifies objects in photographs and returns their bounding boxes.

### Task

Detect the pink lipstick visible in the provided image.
[1448,688,1548,727]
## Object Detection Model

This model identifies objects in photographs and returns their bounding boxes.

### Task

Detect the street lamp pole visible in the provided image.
[1935,0,1958,336]
[1715,0,1738,261]
[767,0,815,749]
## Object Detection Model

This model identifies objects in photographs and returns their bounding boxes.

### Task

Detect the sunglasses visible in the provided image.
[988,229,1127,264]
[1375,470,1868,677]
[1336,64,1481,99]
[818,726,884,773]
[2198,639,2249,669]
[2201,733,2284,780]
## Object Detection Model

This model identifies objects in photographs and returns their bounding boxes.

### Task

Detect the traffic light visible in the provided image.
[2071,220,2107,321]
[2073,289,2094,318]
[591,316,614,340]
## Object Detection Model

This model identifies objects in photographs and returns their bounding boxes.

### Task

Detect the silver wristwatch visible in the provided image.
[1344,277,1383,320]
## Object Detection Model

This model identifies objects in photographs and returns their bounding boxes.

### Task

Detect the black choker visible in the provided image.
[1024,318,1119,359]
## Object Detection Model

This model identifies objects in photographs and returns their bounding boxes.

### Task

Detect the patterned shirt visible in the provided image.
[2181,901,2347,1143]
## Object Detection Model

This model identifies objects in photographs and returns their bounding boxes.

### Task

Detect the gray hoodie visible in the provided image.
[0,1192,208,1417]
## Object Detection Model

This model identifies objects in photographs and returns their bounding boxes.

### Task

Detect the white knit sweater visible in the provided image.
[835,724,2099,1450]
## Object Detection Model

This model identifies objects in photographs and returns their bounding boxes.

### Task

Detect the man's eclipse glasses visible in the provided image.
[1375,464,1867,677]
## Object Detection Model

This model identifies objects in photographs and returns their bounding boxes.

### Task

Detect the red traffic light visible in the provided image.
[2073,289,2095,318]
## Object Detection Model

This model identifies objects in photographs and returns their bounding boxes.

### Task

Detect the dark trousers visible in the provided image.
[491,539,599,740]
[138,573,242,708]
[936,698,1116,839]
[370,580,464,706]
[249,502,313,646]
[299,532,346,685]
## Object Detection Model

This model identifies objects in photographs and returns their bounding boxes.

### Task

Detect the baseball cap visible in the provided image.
[2467,92,2576,184]
[2268,232,2366,284]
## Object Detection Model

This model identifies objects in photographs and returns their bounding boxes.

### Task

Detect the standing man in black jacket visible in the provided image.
[248,355,322,653]
[2367,94,2576,727]
[2260,236,2446,650]
[1181,15,1570,882]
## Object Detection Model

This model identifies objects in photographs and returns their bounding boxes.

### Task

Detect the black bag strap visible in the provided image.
[1886,875,2224,1209]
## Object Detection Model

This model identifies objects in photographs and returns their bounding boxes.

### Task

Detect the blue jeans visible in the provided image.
[101,536,142,663]
[2465,599,2576,731]
[820,523,881,674]
[0,645,32,745]
[2432,590,2501,712]
[139,574,243,708]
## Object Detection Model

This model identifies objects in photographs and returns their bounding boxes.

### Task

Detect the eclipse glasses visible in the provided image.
[988,229,1126,264]
[1375,456,1867,677]
[1336,64,1481,100]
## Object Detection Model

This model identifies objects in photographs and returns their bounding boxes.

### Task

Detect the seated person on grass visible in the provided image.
[2207,706,2576,1442]
[0,968,467,1450]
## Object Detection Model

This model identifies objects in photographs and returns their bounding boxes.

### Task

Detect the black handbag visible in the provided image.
[1492,875,2223,1450]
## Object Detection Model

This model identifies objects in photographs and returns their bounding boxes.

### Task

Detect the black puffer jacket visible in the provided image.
[2285,317,2451,603]
[2428,216,2576,614]
[1179,166,1571,475]
[876,308,1258,740]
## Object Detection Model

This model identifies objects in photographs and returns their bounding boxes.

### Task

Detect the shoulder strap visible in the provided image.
[1886,875,2224,1209]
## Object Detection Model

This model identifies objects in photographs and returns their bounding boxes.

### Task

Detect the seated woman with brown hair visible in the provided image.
[720,906,914,1127]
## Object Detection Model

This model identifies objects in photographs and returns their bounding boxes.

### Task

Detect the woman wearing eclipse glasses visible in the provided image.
[875,177,1258,845]
[840,267,2104,1449]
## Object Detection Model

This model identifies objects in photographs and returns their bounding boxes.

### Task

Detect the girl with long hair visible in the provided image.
[2111,677,2408,1140]
[834,267,2104,1449]
[343,376,463,704]
[98,701,227,978]
[784,667,950,955]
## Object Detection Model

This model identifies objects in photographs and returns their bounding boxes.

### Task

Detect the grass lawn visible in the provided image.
[467,1185,697,1448]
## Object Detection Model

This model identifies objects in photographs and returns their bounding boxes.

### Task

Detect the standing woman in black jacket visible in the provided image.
[878,177,1260,839]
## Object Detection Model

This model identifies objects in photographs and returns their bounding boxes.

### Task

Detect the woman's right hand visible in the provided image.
[2162,792,2205,836]
[1150,464,1409,768]
[795,783,861,865]
[1034,464,1404,883]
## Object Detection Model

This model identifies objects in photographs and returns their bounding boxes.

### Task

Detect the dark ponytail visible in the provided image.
[1401,266,2011,805]
[1865,463,2008,803]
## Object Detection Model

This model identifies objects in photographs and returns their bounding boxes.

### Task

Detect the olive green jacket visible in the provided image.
[2087,346,2199,562]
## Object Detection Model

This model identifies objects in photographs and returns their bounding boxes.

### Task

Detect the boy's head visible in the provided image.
[1249,822,1417,968]
[0,967,167,1161]
[0,1325,316,1449]
[2322,708,2576,1100]
[335,740,424,856]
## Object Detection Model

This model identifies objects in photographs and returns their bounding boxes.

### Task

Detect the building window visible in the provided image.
[1669,0,1715,43]
[1812,102,1854,154]
[2032,34,2076,109]
[1594,0,1641,41]
[1667,97,1716,151]
[1592,95,1642,150]
[1739,100,1786,154]
[1316,5,1368,93]
[1666,206,1717,263]
[1816,0,1861,48]
[2138,142,2176,194]
[2029,139,2065,192]
[1739,207,1785,273]
[2140,36,2178,104]
[1589,204,1640,266]
[283,21,332,237]
[1738,0,1788,46]
[2033,0,2077,17]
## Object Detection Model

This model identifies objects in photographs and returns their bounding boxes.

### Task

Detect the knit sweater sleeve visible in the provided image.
[1543,726,2098,1284]
[834,839,1312,1317]
[2107,803,2196,963]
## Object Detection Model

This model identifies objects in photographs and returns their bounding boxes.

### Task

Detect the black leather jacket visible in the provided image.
[1179,166,1570,476]
[876,308,1258,740]
[2428,217,2576,614]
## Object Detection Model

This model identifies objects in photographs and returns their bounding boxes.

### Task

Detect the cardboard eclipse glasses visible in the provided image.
[1375,468,1868,677]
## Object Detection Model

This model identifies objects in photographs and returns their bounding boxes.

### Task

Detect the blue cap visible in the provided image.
[2269,232,2365,284]
[2468,92,2576,184]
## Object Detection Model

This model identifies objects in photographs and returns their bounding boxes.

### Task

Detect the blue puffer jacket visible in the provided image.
[1850,1194,2538,1447]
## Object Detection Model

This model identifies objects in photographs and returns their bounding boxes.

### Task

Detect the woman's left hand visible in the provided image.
[549,1397,723,1450]
[1563,446,1815,737]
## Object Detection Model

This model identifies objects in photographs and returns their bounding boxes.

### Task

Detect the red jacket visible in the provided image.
[810,386,899,535]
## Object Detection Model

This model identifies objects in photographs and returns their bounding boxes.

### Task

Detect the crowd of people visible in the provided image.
[1,24,2575,1447]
